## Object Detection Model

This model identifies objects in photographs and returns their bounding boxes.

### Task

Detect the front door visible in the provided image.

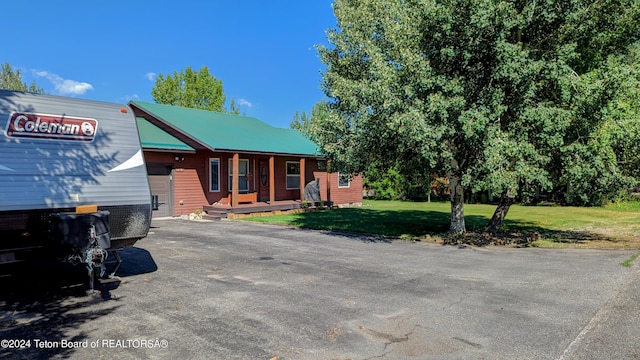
[258,159,270,202]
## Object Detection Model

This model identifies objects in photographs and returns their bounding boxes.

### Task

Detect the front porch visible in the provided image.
[203,200,332,219]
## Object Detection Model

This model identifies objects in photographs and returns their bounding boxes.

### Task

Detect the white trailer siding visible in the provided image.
[0,90,151,248]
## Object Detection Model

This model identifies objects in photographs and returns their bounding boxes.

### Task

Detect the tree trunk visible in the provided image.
[484,191,514,235]
[448,169,466,234]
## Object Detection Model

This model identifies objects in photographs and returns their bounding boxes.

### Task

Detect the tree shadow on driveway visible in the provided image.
[0,247,157,359]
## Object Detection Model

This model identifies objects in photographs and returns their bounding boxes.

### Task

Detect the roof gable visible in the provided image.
[136,117,195,152]
[130,101,322,156]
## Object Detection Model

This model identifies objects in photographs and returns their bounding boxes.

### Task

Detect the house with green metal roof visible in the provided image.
[131,101,362,218]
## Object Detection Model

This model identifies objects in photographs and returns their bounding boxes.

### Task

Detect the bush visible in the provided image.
[363,166,410,200]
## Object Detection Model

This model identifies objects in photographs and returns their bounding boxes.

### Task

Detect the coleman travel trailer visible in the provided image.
[0,89,152,289]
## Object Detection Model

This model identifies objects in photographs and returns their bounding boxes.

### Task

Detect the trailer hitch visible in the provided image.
[85,224,108,292]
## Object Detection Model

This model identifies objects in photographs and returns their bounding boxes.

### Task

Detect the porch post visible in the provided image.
[299,158,306,201]
[232,153,239,208]
[269,155,275,203]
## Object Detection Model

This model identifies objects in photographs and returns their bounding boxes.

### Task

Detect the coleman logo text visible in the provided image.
[5,112,98,142]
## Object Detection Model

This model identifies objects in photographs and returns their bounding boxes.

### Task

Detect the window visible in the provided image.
[228,158,249,192]
[286,161,300,189]
[338,172,351,188]
[209,158,220,192]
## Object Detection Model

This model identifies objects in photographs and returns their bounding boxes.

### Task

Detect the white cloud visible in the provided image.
[237,98,253,108]
[58,79,93,95]
[146,72,156,81]
[33,70,93,96]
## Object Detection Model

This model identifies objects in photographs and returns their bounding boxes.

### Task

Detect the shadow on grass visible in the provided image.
[0,247,157,359]
[282,207,614,245]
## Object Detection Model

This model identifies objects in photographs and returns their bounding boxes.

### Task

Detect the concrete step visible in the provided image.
[202,212,226,220]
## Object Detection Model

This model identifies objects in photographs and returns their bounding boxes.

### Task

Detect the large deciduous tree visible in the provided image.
[311,0,640,234]
[152,66,231,113]
[291,100,330,136]
[0,62,45,93]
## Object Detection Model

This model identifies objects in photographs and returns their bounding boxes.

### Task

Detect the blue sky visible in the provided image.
[1,1,336,128]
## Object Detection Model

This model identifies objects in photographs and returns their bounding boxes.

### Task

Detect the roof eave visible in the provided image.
[211,148,324,158]
[130,101,214,152]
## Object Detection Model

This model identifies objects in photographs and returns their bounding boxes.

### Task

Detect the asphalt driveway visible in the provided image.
[1,218,639,359]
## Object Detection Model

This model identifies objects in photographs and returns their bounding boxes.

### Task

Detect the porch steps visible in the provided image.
[201,211,227,220]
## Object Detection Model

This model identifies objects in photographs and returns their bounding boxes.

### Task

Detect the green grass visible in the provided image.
[243,199,640,249]
[621,252,640,267]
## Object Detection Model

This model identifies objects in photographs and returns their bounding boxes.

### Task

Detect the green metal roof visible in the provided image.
[131,101,322,156]
[136,117,195,152]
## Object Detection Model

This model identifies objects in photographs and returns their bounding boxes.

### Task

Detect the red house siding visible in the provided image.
[275,157,303,201]
[144,149,361,216]
[173,168,208,216]
[329,172,363,205]
[144,151,174,165]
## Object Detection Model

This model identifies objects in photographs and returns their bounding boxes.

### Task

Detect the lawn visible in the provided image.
[243,199,640,249]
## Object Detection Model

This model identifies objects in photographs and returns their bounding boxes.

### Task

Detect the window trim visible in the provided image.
[286,161,300,190]
[338,172,351,188]
[209,158,220,192]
